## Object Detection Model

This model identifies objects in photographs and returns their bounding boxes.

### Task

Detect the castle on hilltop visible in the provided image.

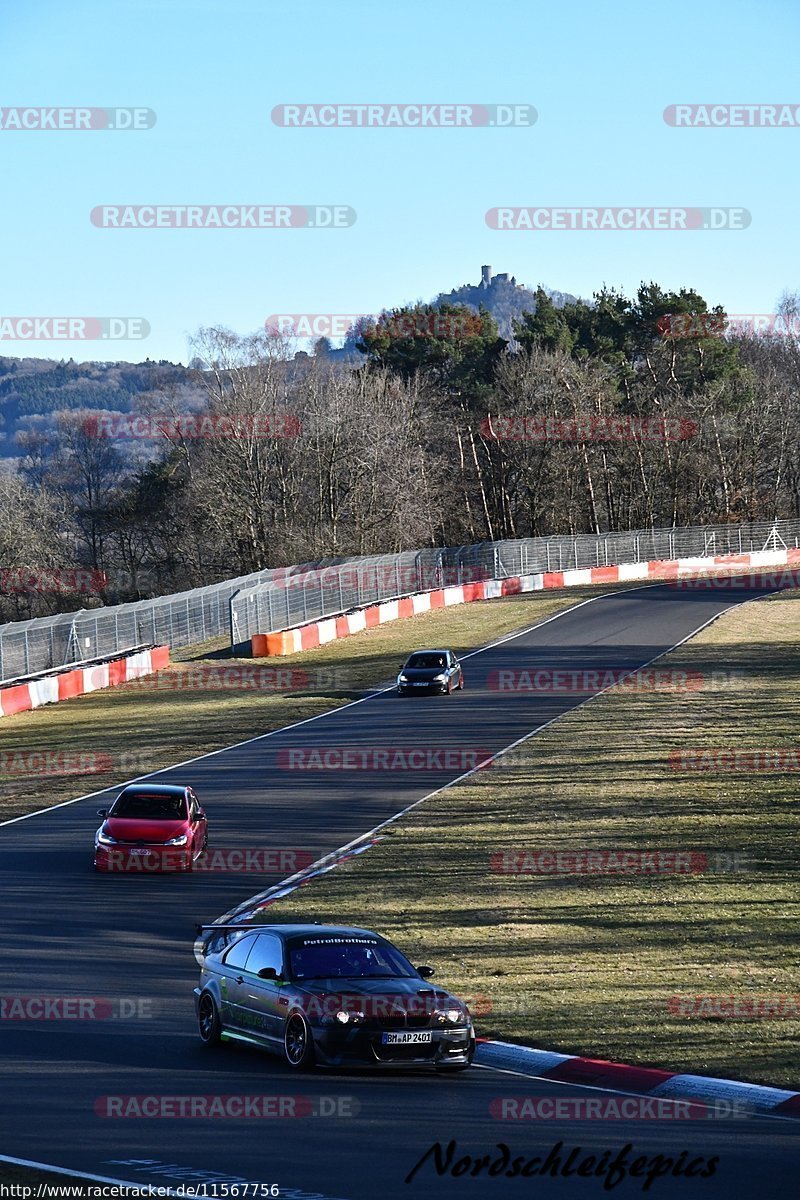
[477,265,517,290]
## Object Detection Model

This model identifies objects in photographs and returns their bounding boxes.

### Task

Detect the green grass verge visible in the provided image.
[0,586,610,823]
[263,590,800,1090]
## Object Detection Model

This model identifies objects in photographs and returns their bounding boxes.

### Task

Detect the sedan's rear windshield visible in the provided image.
[406,653,447,669]
[287,937,416,980]
[110,792,187,819]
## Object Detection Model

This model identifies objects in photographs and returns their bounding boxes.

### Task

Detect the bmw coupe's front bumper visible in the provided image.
[311,1023,475,1068]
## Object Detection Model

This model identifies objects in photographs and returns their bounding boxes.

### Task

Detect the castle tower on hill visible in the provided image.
[479,265,516,289]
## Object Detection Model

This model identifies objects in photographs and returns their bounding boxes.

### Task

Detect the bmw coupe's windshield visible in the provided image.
[288,937,416,980]
[406,653,447,670]
[110,791,187,820]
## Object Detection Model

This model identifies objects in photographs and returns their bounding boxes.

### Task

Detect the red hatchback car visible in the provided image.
[94,783,208,873]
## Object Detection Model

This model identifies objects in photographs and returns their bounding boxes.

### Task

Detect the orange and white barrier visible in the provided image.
[0,645,170,719]
[251,547,800,658]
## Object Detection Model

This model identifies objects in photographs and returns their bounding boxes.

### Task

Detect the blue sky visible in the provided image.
[2,0,798,362]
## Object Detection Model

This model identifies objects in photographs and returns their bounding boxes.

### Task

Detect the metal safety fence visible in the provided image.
[0,559,344,683]
[3,517,799,683]
[229,517,800,649]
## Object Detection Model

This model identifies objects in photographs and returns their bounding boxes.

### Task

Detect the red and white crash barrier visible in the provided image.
[252,547,800,657]
[0,646,170,719]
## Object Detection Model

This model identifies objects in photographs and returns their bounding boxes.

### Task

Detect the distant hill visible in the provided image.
[436,265,578,339]
[0,357,202,464]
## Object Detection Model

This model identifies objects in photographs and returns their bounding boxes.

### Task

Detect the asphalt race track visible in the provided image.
[1,583,798,1199]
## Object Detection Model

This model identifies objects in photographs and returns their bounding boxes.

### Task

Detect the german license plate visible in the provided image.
[128,849,151,856]
[381,1030,433,1045]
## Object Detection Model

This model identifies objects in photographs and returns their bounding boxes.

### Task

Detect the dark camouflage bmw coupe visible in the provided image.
[194,923,475,1071]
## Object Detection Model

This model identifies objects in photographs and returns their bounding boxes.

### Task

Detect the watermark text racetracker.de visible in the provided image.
[103,847,315,874]
[490,849,752,875]
[0,749,152,780]
[664,103,800,127]
[266,310,485,340]
[0,317,149,340]
[276,747,494,772]
[658,312,800,339]
[1,995,153,1019]
[668,994,800,1019]
[1,566,106,595]
[490,1095,752,1120]
[94,1094,360,1119]
[485,667,716,694]
[124,665,354,693]
[485,206,750,230]
[270,562,489,591]
[669,747,800,772]
[82,413,301,439]
[0,566,155,595]
[479,415,697,442]
[668,569,800,591]
[0,106,155,130]
[91,205,355,229]
[271,103,536,127]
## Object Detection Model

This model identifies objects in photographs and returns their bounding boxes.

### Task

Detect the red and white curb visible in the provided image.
[474,1040,800,1118]
[0,645,170,719]
[252,546,800,657]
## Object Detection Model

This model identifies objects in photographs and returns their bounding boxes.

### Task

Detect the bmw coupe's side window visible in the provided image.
[245,934,284,978]
[223,934,257,970]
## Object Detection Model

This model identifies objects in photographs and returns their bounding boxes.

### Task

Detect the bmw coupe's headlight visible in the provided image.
[96,826,117,846]
[435,1006,467,1025]
[334,1009,365,1024]
[164,833,189,846]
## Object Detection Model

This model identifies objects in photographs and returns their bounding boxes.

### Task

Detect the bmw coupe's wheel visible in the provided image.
[284,1013,315,1070]
[198,992,222,1046]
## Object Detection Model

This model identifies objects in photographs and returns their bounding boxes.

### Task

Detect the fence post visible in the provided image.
[229,593,238,654]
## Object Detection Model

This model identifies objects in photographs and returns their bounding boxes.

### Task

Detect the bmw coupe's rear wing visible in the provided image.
[194,922,255,958]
